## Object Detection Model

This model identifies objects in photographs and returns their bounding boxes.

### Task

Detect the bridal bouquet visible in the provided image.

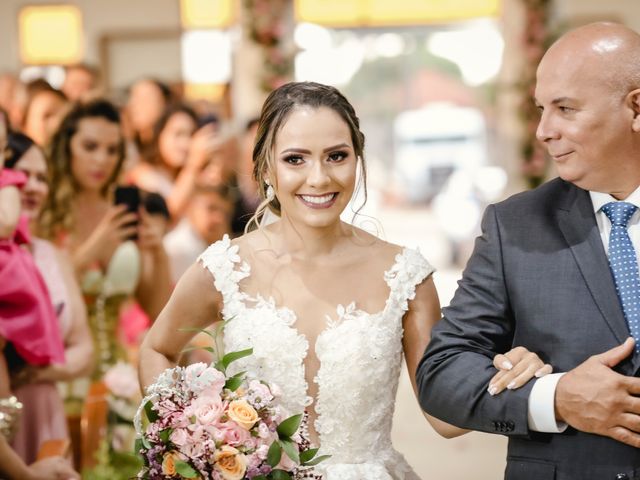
[134,327,327,480]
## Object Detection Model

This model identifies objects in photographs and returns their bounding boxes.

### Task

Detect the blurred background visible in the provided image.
[1,0,639,478]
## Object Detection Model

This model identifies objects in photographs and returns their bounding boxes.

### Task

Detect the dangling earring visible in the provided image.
[265,182,275,202]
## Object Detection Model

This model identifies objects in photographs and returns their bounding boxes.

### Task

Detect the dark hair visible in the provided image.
[146,103,198,166]
[248,81,367,229]
[41,98,124,239]
[6,132,38,169]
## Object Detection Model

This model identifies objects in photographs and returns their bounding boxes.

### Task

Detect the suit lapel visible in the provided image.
[556,184,631,346]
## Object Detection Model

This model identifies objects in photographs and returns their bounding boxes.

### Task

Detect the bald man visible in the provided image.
[417,23,640,480]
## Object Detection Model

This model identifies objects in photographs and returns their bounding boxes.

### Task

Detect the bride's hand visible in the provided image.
[487,346,552,395]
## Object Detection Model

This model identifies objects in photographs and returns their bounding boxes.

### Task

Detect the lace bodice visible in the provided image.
[198,235,434,480]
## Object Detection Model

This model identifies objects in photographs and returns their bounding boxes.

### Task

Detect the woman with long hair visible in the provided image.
[41,98,172,387]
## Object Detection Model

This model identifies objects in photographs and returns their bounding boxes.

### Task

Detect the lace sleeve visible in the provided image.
[384,248,435,313]
[197,234,250,319]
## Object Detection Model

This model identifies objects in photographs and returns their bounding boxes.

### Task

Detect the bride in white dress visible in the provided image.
[139,82,550,479]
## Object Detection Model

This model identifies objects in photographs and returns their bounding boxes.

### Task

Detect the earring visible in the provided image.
[266,183,275,202]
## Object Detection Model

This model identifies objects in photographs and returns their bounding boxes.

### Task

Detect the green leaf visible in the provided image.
[134,437,143,453]
[270,470,292,480]
[141,436,151,449]
[276,414,302,438]
[174,460,199,478]
[252,476,268,480]
[221,348,253,370]
[178,326,217,339]
[224,371,246,392]
[299,448,319,463]
[267,440,282,467]
[302,454,331,467]
[278,438,299,464]
[181,346,216,354]
[158,428,172,443]
[144,400,159,423]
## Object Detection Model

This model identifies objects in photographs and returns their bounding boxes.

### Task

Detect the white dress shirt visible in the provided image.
[528,185,640,432]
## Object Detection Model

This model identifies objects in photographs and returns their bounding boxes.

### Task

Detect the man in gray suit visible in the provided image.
[417,23,640,480]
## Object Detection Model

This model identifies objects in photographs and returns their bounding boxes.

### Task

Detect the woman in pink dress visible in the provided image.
[5,131,93,464]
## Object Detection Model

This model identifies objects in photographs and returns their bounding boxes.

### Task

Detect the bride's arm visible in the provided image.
[138,262,222,392]
[402,278,551,439]
[402,277,469,438]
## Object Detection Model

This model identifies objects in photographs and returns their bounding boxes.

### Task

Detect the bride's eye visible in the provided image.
[283,154,304,165]
[328,151,348,162]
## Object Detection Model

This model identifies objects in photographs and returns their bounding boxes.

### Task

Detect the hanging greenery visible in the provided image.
[243,0,295,93]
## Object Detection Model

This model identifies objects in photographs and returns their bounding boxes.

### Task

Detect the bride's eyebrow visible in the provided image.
[279,143,351,155]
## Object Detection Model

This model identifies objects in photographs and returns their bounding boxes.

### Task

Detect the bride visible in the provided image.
[138,82,549,479]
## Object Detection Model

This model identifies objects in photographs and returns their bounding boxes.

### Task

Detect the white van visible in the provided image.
[393,103,488,203]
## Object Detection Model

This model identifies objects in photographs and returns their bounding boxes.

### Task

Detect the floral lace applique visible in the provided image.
[198,240,434,480]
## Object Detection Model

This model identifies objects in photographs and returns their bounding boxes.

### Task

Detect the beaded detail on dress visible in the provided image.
[198,235,434,480]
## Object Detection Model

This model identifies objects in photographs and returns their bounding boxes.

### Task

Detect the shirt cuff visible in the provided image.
[527,372,568,433]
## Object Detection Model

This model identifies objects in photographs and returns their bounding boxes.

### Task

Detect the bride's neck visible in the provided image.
[274,216,349,259]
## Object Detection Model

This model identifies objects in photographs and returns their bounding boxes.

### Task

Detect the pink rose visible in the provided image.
[218,421,251,447]
[170,428,189,447]
[189,395,224,425]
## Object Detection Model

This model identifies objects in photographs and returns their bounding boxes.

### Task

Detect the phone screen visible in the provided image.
[114,186,140,240]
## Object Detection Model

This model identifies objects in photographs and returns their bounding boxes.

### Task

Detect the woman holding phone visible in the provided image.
[40,99,172,386]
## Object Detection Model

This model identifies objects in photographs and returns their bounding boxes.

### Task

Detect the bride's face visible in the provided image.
[272,106,357,229]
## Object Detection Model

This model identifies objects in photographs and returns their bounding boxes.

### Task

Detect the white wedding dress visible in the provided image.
[198,235,434,480]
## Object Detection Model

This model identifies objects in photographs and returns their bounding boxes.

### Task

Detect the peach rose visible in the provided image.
[226,400,258,430]
[214,446,247,480]
[161,451,181,476]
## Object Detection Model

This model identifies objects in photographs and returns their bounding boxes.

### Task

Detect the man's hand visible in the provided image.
[555,337,640,447]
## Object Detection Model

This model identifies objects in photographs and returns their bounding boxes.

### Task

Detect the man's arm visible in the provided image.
[416,204,533,436]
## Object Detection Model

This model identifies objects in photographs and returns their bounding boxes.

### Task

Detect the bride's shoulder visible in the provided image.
[348,226,404,260]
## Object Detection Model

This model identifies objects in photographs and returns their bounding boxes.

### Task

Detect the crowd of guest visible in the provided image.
[0,65,259,479]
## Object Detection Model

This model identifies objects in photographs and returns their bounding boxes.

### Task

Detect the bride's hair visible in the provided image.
[246,81,367,232]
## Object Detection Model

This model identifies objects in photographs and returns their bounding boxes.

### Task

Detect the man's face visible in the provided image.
[535,47,637,195]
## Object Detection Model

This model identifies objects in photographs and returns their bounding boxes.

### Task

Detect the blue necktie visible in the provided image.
[602,201,640,352]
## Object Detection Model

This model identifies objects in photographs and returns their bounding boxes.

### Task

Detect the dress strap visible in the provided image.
[384,247,435,313]
[197,234,250,319]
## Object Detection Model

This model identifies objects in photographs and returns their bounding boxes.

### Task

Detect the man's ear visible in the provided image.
[628,89,640,132]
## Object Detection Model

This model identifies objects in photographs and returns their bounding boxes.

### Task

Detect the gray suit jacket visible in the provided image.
[417,178,640,480]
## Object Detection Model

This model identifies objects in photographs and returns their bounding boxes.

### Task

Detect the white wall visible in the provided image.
[0,0,181,86]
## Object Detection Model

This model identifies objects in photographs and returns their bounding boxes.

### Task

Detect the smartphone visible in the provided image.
[114,185,140,240]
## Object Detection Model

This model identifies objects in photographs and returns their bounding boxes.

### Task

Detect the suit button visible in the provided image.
[506,420,515,431]
[615,474,629,480]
